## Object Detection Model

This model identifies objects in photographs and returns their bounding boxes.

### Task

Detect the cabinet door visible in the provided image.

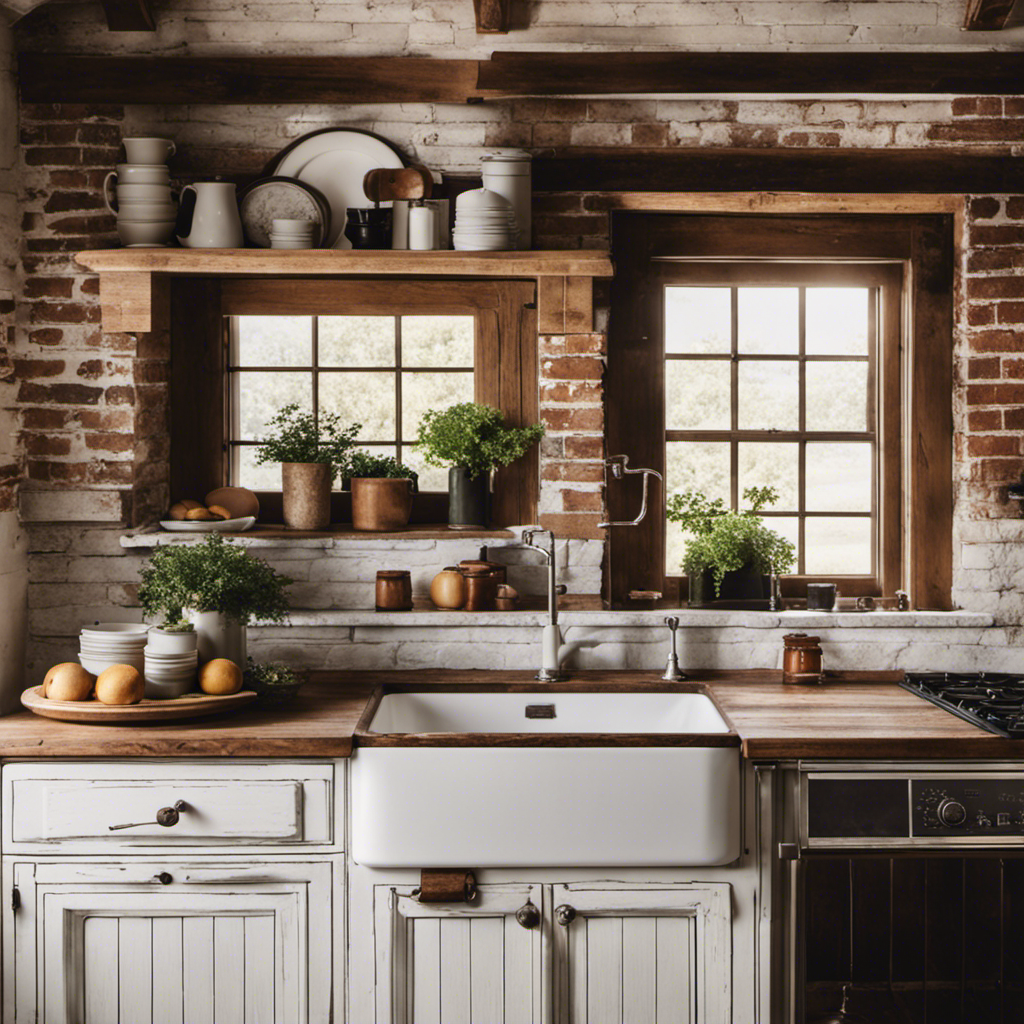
[373,882,545,1024]
[552,882,732,1024]
[3,859,335,1024]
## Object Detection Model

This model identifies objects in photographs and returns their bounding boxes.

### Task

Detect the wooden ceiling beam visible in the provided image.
[18,52,1024,105]
[100,0,155,30]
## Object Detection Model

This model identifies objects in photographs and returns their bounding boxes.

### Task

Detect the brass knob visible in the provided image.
[555,904,576,927]
[156,801,186,827]
[516,901,540,929]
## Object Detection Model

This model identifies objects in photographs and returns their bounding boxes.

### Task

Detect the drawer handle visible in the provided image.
[109,800,187,832]
[154,872,173,885]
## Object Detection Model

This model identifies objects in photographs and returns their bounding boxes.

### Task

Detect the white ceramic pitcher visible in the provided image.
[175,181,244,248]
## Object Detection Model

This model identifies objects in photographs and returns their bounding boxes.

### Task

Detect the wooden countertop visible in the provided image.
[0,670,1021,760]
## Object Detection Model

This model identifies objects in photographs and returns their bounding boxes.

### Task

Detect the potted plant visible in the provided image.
[347,451,419,532]
[146,619,197,655]
[244,658,307,705]
[255,403,361,530]
[415,402,544,528]
[138,534,292,665]
[667,486,796,607]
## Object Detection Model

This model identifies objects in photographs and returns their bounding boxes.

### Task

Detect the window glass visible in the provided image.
[806,288,869,355]
[806,442,872,513]
[737,362,799,430]
[738,442,799,509]
[805,517,872,575]
[665,440,730,575]
[235,316,312,367]
[402,316,474,368]
[402,372,474,441]
[319,372,396,439]
[806,362,869,432]
[666,360,730,430]
[319,316,394,367]
[235,372,311,439]
[737,287,799,354]
[665,287,731,354]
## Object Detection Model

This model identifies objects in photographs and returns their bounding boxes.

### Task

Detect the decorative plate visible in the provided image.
[270,128,405,248]
[21,686,257,724]
[238,176,331,249]
[159,516,257,533]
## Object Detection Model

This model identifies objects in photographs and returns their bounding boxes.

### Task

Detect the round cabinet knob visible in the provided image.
[154,872,173,886]
[516,901,540,929]
[555,904,577,927]
[937,798,967,827]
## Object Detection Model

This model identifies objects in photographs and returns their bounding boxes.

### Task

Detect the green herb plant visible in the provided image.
[157,620,195,633]
[254,404,362,480]
[415,402,544,480]
[667,485,796,598]
[244,658,305,703]
[348,451,420,491]
[138,534,292,626]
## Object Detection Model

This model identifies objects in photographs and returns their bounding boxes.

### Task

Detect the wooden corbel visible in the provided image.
[473,0,511,33]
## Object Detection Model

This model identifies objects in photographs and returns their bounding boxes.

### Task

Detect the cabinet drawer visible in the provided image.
[2,762,337,850]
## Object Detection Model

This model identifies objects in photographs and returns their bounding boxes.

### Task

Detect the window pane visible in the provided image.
[319,372,395,440]
[401,372,475,442]
[806,289,869,355]
[403,446,451,493]
[666,360,730,430]
[737,362,799,430]
[665,441,730,575]
[236,372,311,439]
[767,515,800,556]
[319,316,395,367]
[402,316,474,368]
[234,316,311,367]
[665,287,731,354]
[806,442,872,512]
[738,442,798,510]
[805,517,872,575]
[737,288,799,354]
[234,446,283,490]
[806,362,869,432]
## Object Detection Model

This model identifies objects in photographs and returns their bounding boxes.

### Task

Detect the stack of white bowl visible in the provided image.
[269,218,316,249]
[452,188,518,251]
[144,626,199,699]
[103,137,178,248]
[78,623,148,676]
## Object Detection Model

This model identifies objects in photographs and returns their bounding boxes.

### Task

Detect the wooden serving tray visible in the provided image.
[21,686,257,724]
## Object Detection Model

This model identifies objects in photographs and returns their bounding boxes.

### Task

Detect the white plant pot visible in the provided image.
[147,626,198,655]
[182,609,247,667]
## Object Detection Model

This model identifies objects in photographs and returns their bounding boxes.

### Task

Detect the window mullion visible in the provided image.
[395,316,403,466]
[311,316,319,433]
[798,287,807,576]
[730,286,739,510]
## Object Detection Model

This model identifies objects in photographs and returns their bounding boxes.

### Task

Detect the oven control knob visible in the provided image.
[937,798,967,827]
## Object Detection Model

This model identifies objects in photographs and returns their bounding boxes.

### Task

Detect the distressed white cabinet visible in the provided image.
[1,761,345,1024]
[366,879,732,1024]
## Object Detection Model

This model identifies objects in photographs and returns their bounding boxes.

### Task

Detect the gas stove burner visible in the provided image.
[902,671,1024,738]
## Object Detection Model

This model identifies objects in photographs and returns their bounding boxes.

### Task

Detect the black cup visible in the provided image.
[807,583,837,611]
[344,207,392,249]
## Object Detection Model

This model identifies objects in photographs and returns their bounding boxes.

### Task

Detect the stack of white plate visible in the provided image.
[143,648,199,699]
[269,217,316,249]
[78,623,148,676]
[452,188,518,251]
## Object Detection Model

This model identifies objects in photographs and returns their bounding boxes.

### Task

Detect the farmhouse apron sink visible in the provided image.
[350,686,742,868]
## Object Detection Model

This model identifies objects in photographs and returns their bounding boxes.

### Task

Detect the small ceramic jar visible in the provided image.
[376,570,413,611]
[430,568,467,610]
[462,567,498,612]
[782,633,824,684]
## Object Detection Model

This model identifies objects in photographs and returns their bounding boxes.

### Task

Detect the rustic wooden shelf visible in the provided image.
[75,248,613,334]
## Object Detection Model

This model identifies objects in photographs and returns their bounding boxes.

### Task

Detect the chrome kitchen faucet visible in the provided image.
[520,527,570,681]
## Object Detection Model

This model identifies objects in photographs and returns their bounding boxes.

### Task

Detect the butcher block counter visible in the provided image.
[0,670,1020,759]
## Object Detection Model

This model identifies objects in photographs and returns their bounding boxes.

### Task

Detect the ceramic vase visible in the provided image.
[448,467,490,529]
[350,477,415,531]
[183,608,246,666]
[282,462,332,531]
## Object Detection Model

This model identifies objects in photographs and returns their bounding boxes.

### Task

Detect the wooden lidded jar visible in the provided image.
[782,633,824,685]
[375,570,413,611]
[462,567,499,612]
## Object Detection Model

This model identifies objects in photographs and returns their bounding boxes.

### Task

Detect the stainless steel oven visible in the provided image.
[776,762,1024,1024]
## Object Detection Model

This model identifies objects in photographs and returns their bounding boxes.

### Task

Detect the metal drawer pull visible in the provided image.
[154,872,173,885]
[516,900,540,929]
[555,904,577,926]
[109,799,187,831]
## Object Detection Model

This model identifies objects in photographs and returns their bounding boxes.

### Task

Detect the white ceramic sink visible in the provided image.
[351,689,741,868]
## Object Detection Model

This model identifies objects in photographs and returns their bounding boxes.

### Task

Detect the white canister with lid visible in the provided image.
[408,199,437,251]
[482,150,532,250]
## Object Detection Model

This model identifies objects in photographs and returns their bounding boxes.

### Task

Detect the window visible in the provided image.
[606,213,953,609]
[228,314,475,492]
[169,278,539,527]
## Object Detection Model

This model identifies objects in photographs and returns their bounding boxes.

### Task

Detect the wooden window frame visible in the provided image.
[169,277,539,528]
[606,212,954,610]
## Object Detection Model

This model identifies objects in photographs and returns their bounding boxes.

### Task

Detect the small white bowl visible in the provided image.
[79,654,145,676]
[144,676,196,699]
[455,188,513,212]
[82,623,149,636]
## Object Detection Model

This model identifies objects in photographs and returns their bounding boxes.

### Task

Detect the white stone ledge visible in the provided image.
[270,608,993,629]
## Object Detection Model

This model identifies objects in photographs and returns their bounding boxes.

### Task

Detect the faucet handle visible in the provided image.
[665,616,679,631]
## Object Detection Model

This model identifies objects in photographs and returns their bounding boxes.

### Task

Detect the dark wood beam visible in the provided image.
[532,148,1024,195]
[19,55,480,105]
[473,0,510,33]
[964,0,1023,29]
[100,0,155,30]
[479,49,1024,95]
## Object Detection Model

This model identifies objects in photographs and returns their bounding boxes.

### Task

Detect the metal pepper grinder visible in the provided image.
[662,616,686,681]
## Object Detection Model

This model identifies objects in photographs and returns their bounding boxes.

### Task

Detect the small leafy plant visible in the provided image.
[138,534,292,626]
[244,658,306,703]
[157,620,194,633]
[415,402,544,480]
[348,451,419,491]
[254,404,362,479]
[667,485,796,598]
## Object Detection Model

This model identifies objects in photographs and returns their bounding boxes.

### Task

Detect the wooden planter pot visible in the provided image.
[282,462,332,530]
[351,477,415,531]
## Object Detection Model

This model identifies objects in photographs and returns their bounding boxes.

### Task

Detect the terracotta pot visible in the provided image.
[351,477,415,531]
[282,462,332,530]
